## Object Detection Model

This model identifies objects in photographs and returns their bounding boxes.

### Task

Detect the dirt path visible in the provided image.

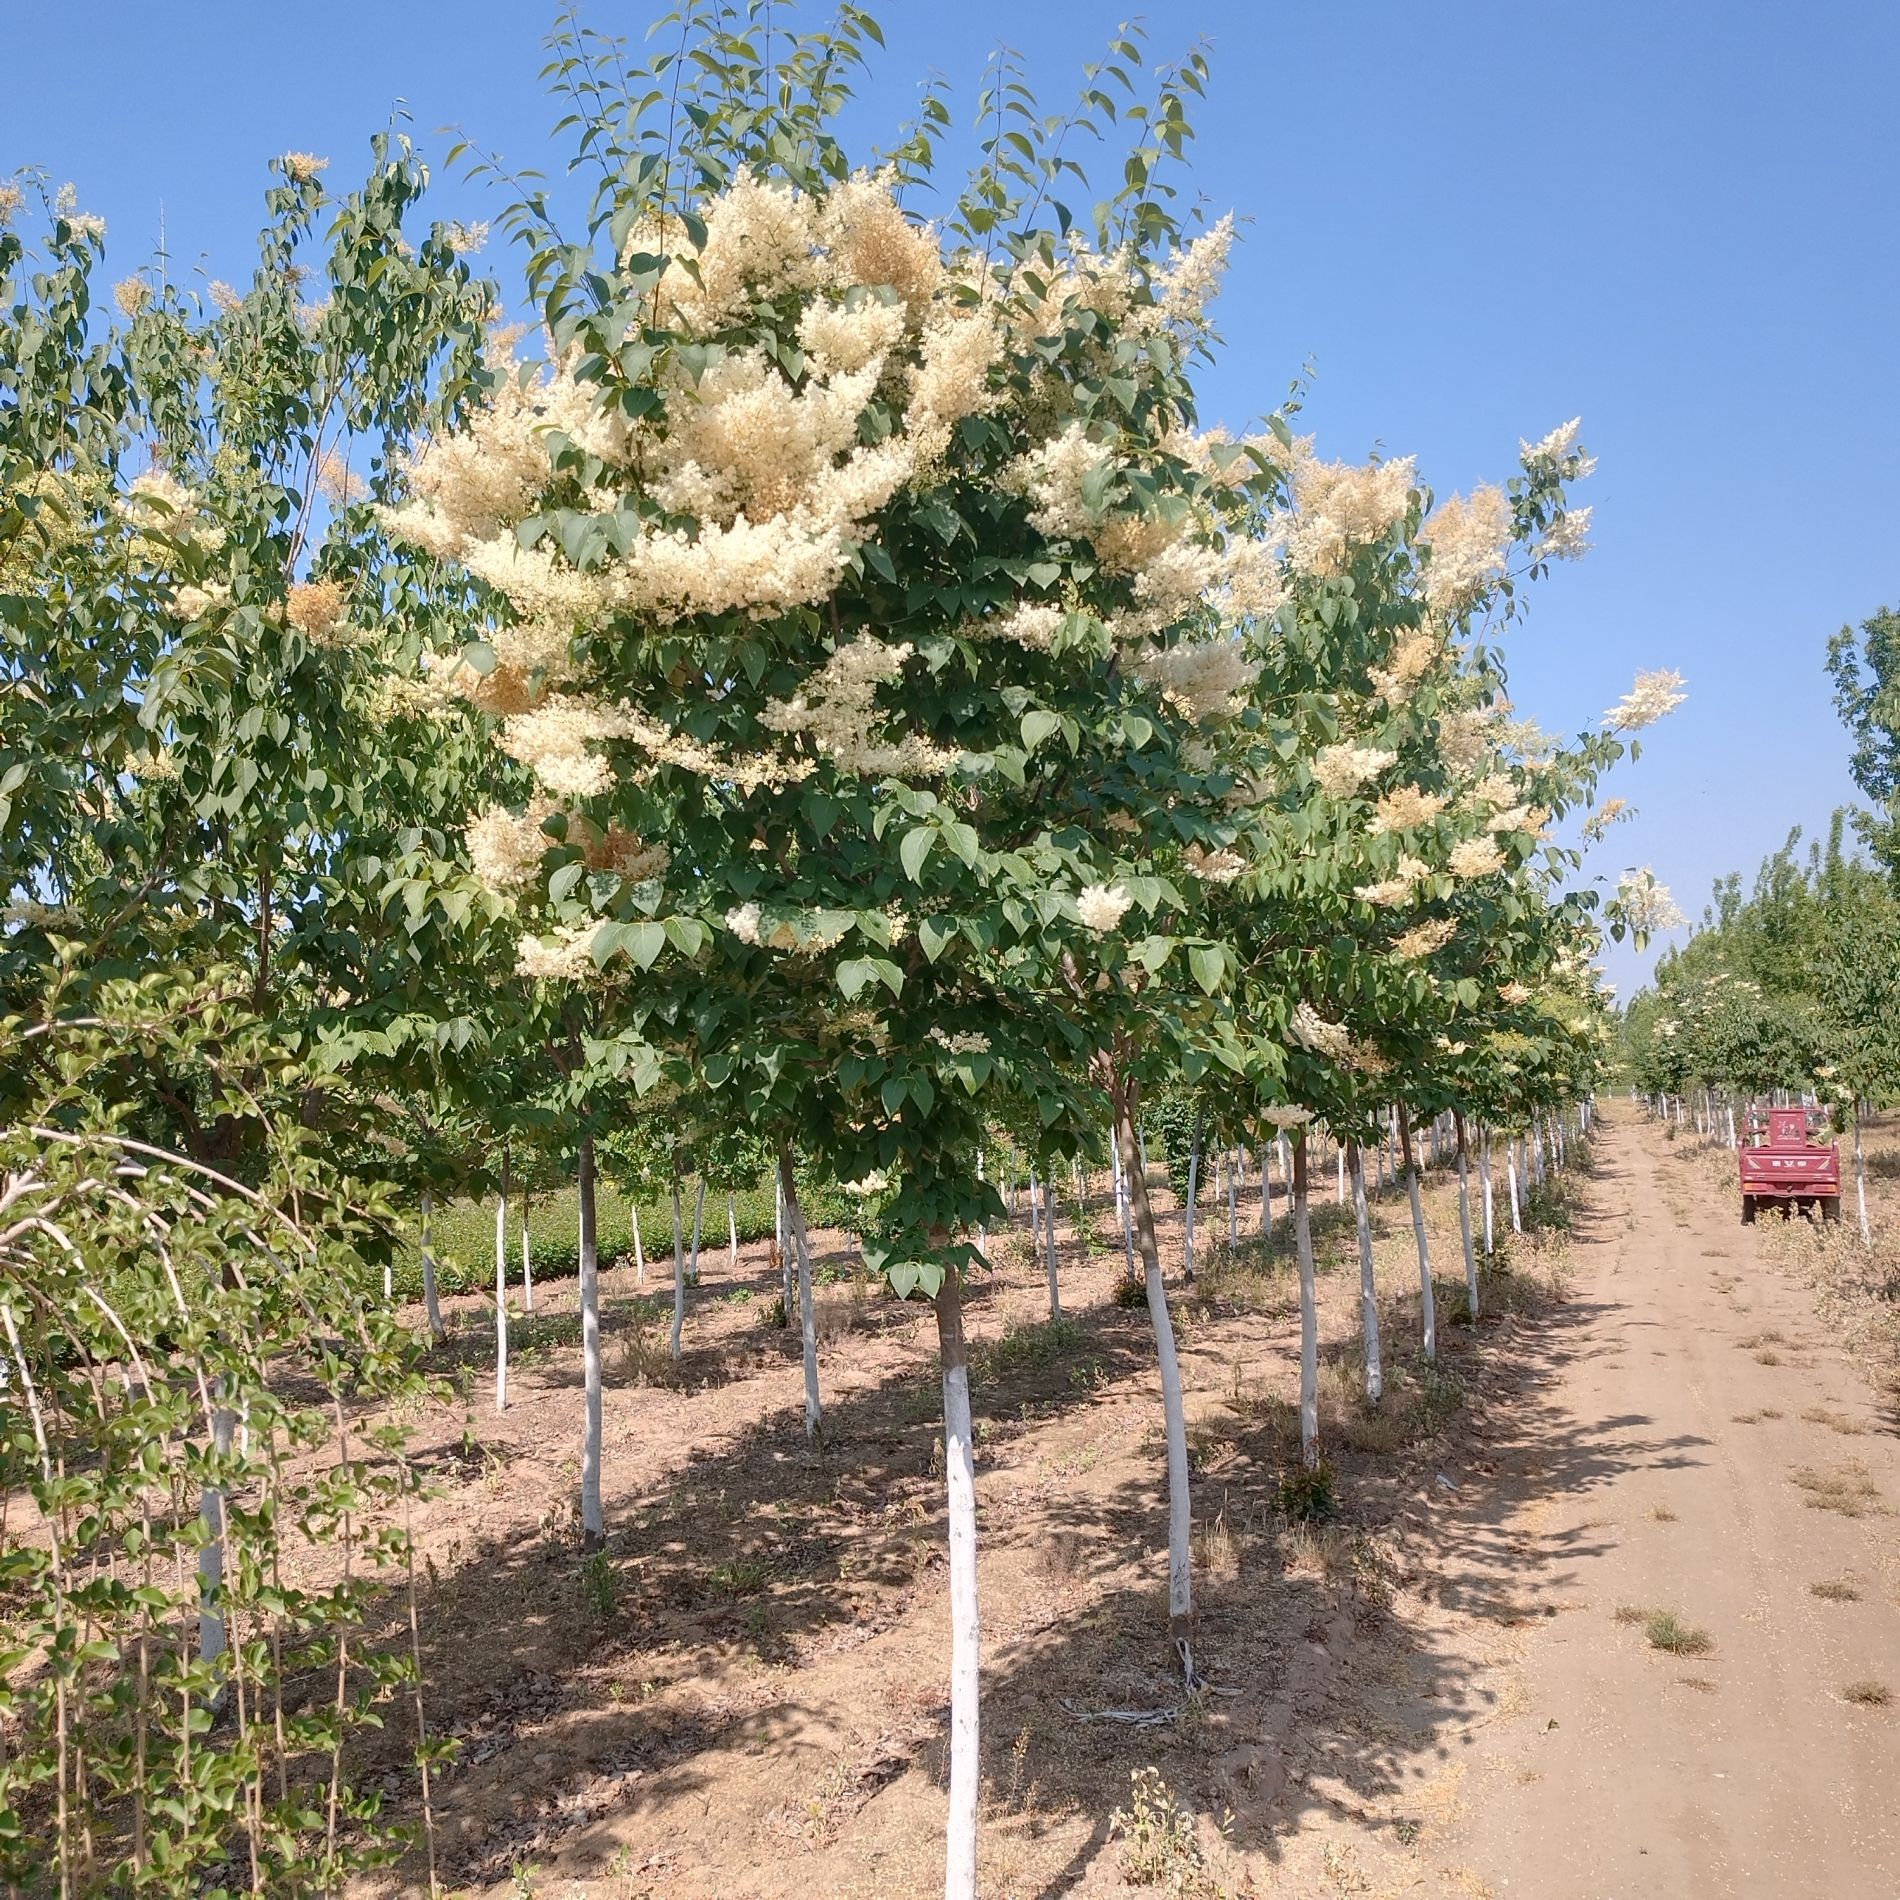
[1443,1108,1900,1898]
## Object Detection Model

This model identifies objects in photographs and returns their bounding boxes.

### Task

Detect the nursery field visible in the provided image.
[317,1103,1894,1899]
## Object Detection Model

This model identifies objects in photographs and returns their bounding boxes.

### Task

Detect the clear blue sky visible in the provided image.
[10,1,1898,997]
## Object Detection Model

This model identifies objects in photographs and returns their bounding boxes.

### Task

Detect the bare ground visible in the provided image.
[344,1105,1900,1898]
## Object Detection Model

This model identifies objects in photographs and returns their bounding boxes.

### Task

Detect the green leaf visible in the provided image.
[837,957,877,1000]
[899,826,936,882]
[1188,944,1225,996]
[1020,709,1061,752]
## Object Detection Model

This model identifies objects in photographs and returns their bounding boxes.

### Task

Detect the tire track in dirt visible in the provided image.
[1441,1108,1900,1898]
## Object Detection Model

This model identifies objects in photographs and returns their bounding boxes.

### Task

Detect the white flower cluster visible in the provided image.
[1260,1104,1314,1129]
[1311,743,1396,800]
[1419,485,1512,614]
[1392,917,1456,961]
[1368,785,1447,835]
[928,1027,992,1055]
[467,799,554,893]
[1603,668,1687,732]
[723,902,849,954]
[1182,843,1246,884]
[1280,447,1416,578]
[1520,417,1597,480]
[1288,1001,1354,1061]
[1615,867,1687,933]
[1448,835,1507,880]
[1354,855,1431,907]
[515,919,601,981]
[1131,636,1260,724]
[760,636,959,778]
[1075,883,1134,933]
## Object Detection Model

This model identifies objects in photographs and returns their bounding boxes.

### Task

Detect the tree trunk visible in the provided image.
[779,1148,822,1438]
[688,1174,707,1287]
[1856,1112,1871,1243]
[1480,1126,1495,1255]
[1399,1114,1436,1361]
[520,1193,533,1312]
[669,1152,687,1361]
[1183,1110,1203,1282]
[198,1392,236,1676]
[1454,1111,1478,1322]
[1507,1140,1523,1235]
[776,1166,793,1326]
[1336,1139,1346,1206]
[728,1191,739,1272]
[1114,1134,1137,1279]
[935,1270,980,1900]
[494,1150,510,1413]
[1227,1149,1239,1246]
[631,1199,645,1285]
[1292,1134,1320,1470]
[578,1133,604,1547]
[420,1188,444,1341]
[1112,1074,1195,1681]
[1043,1174,1062,1317]
[977,1148,989,1260]
[1348,1141,1382,1403]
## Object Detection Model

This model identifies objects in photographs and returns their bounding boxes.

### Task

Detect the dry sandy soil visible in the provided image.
[347,1105,1900,1899]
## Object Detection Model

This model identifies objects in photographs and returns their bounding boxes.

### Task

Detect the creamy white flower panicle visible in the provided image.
[1485,803,1549,838]
[515,919,601,981]
[1131,636,1260,724]
[1520,417,1597,480]
[1419,485,1512,613]
[1537,506,1593,562]
[1498,980,1532,1006]
[467,800,555,893]
[497,697,635,800]
[1280,447,1416,577]
[1002,423,1114,540]
[760,636,959,778]
[973,602,1067,651]
[1182,843,1246,884]
[1616,866,1686,933]
[1354,854,1431,907]
[1288,1001,1355,1061]
[1603,668,1688,732]
[1075,883,1135,934]
[1581,795,1629,840]
[928,1027,992,1055]
[1260,1104,1315,1129]
[1392,917,1456,960]
[1448,835,1507,880]
[1311,743,1397,800]
[1368,785,1447,835]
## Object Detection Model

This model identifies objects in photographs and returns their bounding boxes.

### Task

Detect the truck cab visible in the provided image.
[1739,1107,1841,1224]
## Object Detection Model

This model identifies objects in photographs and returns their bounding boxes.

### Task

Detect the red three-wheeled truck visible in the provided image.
[1739,1106,1841,1224]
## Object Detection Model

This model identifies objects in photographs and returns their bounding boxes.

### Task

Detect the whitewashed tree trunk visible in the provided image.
[520,1195,533,1312]
[1349,1141,1382,1402]
[1480,1126,1495,1255]
[1027,1166,1041,1254]
[420,1189,444,1341]
[977,1149,989,1259]
[198,1391,236,1675]
[1336,1140,1346,1206]
[1855,1112,1871,1242]
[494,1153,509,1413]
[935,1271,980,1900]
[1454,1112,1478,1322]
[1227,1149,1239,1246]
[669,1155,686,1362]
[1400,1114,1436,1361]
[1507,1141,1523,1235]
[578,1134,604,1546]
[687,1174,707,1287]
[727,1191,739,1272]
[1113,1137,1137,1279]
[1113,1079,1195,1681]
[779,1148,822,1438]
[1042,1175,1061,1317]
[1726,1101,1738,1150]
[1183,1115,1202,1282]
[776,1166,793,1324]
[631,1198,645,1285]
[1293,1135,1321,1469]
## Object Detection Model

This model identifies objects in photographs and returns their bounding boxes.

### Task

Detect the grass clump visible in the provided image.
[980,1313,1084,1379]
[1843,1680,1893,1707]
[1811,1579,1861,1602]
[1645,1610,1714,1656]
[1790,1462,1882,1517]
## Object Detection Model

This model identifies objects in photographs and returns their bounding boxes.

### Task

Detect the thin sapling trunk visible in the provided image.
[1454,1111,1478,1323]
[1292,1134,1320,1470]
[935,1269,980,1900]
[1113,1076,1196,1683]
[1399,1113,1436,1361]
[420,1188,443,1342]
[494,1150,510,1413]
[669,1153,686,1361]
[1349,1141,1382,1402]
[778,1148,822,1438]
[578,1133,604,1547]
